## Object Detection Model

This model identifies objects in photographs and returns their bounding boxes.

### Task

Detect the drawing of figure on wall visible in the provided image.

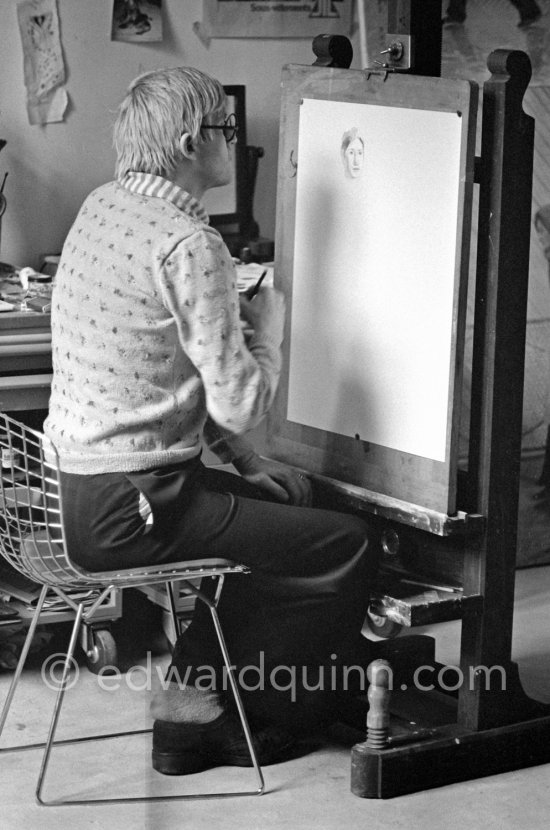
[341,128,364,179]
[443,0,541,28]
[117,1,151,33]
[111,0,163,41]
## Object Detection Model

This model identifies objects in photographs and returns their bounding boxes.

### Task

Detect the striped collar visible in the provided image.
[118,172,209,223]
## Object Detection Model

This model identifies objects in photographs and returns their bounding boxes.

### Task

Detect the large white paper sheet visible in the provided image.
[287,97,463,462]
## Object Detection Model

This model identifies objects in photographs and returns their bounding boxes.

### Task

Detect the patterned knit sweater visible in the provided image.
[44,173,283,473]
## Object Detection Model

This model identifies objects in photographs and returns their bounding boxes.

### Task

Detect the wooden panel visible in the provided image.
[0,373,52,411]
[369,587,482,627]
[0,311,50,331]
[267,65,477,517]
[0,322,52,376]
[0,313,52,411]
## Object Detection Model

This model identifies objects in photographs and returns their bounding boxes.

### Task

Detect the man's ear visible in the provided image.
[179,132,195,160]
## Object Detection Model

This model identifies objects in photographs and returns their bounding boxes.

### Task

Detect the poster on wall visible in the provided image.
[17,0,68,125]
[200,0,353,39]
[111,0,163,42]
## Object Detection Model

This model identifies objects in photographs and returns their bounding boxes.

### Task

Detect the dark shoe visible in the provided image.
[152,711,296,775]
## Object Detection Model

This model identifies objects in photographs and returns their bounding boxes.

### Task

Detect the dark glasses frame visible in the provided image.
[201,112,238,143]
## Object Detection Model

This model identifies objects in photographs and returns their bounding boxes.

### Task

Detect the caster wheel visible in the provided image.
[363,609,403,640]
[86,628,118,674]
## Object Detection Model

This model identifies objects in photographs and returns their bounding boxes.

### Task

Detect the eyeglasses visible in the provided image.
[201,113,238,143]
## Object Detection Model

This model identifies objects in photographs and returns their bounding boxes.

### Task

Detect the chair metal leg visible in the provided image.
[1,579,266,805]
[35,601,85,804]
[164,577,265,797]
[184,577,265,796]
[206,599,265,795]
[166,579,181,639]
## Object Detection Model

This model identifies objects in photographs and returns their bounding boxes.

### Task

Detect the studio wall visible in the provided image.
[0,0,352,270]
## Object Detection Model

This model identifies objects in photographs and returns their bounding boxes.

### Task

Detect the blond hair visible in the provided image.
[114,66,226,178]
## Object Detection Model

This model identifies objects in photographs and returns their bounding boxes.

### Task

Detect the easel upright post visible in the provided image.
[459,49,536,731]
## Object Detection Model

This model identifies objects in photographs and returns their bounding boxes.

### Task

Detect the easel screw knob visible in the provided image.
[380,40,405,61]
[366,658,391,749]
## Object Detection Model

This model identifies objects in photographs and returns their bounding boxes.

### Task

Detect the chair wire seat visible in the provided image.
[0,412,265,805]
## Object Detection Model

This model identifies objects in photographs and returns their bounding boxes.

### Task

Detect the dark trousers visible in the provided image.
[61,459,376,730]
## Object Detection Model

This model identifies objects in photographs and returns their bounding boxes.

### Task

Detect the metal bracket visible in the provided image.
[380,33,414,71]
[362,68,392,82]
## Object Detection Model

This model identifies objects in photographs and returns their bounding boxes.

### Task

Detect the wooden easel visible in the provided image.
[349,48,550,797]
[267,14,550,798]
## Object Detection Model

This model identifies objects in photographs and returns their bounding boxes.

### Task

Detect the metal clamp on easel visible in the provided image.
[358,0,442,76]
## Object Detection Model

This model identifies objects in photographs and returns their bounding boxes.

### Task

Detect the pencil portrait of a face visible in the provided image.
[341,127,364,179]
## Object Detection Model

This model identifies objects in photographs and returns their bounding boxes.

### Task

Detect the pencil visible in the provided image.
[245,269,267,300]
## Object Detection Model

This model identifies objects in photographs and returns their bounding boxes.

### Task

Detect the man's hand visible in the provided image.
[238,286,285,342]
[233,451,312,506]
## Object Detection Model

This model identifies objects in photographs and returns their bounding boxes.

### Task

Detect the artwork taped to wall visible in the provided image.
[200,0,353,39]
[16,0,68,125]
[111,0,163,42]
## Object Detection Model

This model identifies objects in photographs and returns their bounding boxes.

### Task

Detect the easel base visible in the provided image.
[351,714,550,798]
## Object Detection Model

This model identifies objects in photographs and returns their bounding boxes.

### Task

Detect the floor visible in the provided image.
[0,557,549,830]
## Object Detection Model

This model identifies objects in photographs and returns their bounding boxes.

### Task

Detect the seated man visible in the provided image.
[44,66,377,775]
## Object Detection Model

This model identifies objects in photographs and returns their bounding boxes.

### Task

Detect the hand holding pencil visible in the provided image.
[239,271,285,344]
[244,269,267,300]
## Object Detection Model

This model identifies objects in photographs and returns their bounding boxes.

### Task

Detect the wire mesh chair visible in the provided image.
[0,412,264,805]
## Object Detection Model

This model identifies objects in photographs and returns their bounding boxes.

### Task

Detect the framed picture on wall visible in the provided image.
[202,86,248,235]
[200,0,353,39]
[111,0,163,42]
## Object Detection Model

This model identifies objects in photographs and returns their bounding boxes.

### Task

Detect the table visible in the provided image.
[0,309,52,412]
